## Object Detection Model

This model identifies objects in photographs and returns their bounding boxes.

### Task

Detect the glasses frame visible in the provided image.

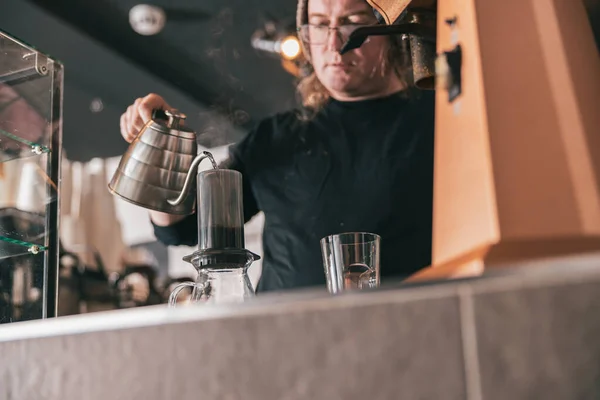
[297,23,374,46]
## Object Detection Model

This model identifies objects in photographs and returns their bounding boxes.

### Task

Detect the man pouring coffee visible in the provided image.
[119,0,435,293]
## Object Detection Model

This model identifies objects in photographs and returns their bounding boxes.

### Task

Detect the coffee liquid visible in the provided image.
[199,225,244,249]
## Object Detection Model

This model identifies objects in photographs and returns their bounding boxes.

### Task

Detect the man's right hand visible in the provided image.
[119,93,172,143]
[118,93,187,227]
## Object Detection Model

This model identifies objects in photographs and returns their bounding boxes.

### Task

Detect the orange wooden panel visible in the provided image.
[410,0,600,281]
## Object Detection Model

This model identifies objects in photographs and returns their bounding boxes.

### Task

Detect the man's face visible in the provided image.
[306,0,391,99]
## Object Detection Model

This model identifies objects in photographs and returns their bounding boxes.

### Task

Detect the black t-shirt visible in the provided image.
[153,89,435,293]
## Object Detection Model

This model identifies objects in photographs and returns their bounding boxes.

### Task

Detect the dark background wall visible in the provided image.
[1,0,299,161]
[1,0,598,162]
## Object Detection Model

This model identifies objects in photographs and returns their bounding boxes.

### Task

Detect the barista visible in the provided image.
[119,0,436,293]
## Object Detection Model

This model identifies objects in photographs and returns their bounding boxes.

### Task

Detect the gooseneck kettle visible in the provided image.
[108,109,215,215]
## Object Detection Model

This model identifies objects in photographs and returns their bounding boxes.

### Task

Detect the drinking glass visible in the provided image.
[320,232,380,294]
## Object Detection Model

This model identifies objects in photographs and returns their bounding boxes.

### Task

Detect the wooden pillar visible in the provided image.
[408,0,600,281]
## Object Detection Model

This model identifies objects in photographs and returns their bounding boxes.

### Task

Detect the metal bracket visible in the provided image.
[435,16,462,102]
[436,44,462,102]
[35,53,49,76]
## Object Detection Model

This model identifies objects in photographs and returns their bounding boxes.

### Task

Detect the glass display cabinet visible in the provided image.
[0,29,62,323]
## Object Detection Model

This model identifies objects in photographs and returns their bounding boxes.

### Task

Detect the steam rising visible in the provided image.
[197,7,251,147]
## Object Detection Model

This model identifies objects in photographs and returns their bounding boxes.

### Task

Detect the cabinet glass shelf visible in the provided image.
[0,29,62,323]
[0,126,50,163]
[0,208,48,259]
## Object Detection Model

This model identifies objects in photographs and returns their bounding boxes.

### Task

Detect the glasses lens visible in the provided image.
[300,25,366,45]
[300,25,328,44]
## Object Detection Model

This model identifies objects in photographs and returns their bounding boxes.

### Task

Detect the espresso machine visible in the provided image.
[109,110,260,305]
[349,0,600,280]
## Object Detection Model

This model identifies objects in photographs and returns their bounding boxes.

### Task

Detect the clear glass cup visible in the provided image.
[320,232,381,294]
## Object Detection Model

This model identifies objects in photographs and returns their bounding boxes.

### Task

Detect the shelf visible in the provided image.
[0,65,45,86]
[0,127,49,163]
[1,31,56,164]
[0,236,46,259]
[0,208,47,260]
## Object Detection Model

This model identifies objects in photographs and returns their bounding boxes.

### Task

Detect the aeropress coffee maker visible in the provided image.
[108,109,259,306]
[168,169,260,306]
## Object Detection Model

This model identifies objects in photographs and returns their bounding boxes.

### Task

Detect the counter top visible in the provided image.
[2,252,600,399]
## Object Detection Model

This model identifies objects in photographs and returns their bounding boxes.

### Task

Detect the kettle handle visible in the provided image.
[152,109,168,120]
[167,151,213,206]
[152,109,187,129]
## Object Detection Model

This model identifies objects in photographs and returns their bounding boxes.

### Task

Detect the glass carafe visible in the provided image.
[168,249,257,306]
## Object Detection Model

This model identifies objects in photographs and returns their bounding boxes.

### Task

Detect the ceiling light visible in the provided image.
[129,4,166,36]
[279,36,301,60]
[251,19,307,77]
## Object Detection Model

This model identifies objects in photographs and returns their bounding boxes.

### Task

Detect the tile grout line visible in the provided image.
[458,285,483,400]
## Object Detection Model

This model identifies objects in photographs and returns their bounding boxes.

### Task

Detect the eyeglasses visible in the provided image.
[297,24,371,45]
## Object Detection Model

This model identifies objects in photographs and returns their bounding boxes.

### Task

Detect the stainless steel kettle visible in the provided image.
[108,109,215,215]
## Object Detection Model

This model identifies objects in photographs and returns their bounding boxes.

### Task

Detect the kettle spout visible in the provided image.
[168,151,216,206]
